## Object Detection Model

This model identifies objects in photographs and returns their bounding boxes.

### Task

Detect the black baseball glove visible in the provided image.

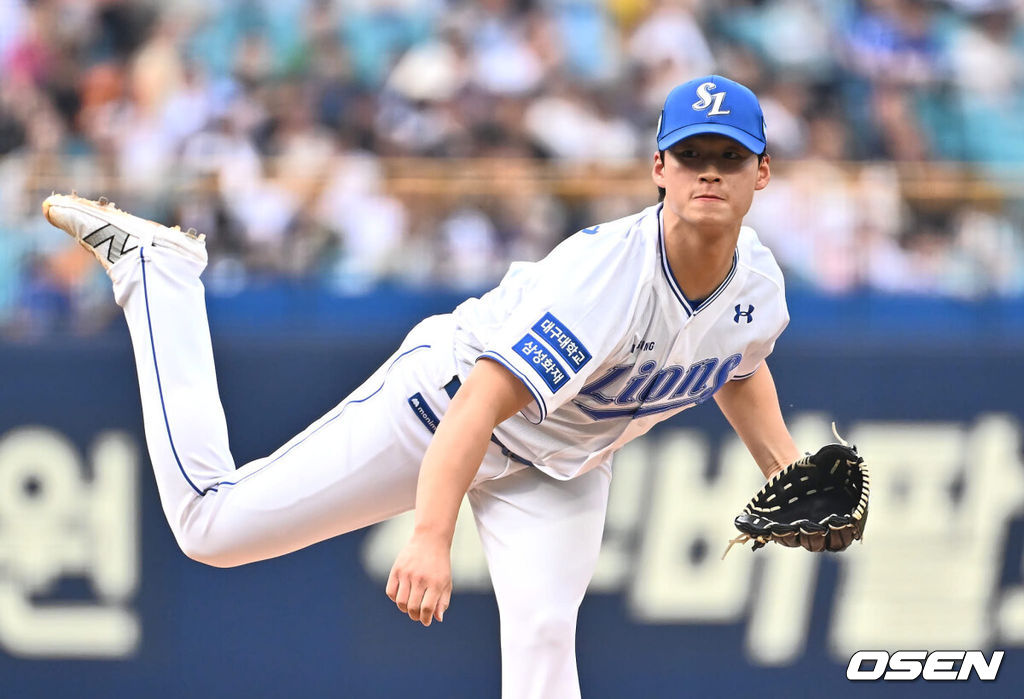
[723,426,869,557]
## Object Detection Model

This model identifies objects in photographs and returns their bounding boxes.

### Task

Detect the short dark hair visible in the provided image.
[658,149,666,202]
[656,148,767,203]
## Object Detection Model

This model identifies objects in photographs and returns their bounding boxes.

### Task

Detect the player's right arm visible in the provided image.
[386,358,532,627]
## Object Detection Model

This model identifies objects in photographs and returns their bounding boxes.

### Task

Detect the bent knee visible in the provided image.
[502,605,579,650]
[174,531,254,568]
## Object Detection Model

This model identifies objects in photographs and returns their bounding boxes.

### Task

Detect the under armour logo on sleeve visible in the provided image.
[734,304,754,323]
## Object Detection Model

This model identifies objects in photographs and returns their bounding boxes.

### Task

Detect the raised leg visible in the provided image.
[43,194,448,567]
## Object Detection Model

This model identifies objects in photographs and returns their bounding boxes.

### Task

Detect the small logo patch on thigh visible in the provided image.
[408,392,440,433]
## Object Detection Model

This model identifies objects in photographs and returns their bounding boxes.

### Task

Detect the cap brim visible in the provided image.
[657,123,765,155]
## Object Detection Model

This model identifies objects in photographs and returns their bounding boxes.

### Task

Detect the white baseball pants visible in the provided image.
[109,244,611,699]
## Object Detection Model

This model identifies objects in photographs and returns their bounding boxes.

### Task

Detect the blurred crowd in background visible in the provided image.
[1,0,1024,335]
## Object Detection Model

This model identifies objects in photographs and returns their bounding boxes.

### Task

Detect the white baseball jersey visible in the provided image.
[451,203,789,481]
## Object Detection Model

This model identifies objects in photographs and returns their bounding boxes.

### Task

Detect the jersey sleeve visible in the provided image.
[730,322,786,380]
[476,228,647,423]
[731,286,789,379]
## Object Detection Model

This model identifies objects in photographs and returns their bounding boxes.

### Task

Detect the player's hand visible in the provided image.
[385,532,452,627]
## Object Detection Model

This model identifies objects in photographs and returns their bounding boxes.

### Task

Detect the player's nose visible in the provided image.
[695,160,723,182]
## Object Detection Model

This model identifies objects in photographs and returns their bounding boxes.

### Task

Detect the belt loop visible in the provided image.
[443,375,460,399]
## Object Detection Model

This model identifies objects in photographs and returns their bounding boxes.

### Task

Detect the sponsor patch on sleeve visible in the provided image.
[531,312,591,372]
[513,334,569,392]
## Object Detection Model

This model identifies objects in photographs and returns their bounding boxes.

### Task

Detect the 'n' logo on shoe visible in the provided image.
[83,224,138,264]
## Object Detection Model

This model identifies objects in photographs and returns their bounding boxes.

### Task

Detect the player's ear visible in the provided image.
[652,151,666,188]
[754,153,771,191]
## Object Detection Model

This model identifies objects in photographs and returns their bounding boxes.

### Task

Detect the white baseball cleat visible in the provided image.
[42,193,207,272]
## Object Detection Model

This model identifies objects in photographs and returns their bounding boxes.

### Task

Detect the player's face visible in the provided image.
[652,134,770,231]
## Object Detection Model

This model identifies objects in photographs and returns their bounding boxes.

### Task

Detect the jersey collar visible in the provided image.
[657,203,739,318]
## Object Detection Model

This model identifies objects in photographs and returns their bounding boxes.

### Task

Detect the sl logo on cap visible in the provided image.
[692,82,731,116]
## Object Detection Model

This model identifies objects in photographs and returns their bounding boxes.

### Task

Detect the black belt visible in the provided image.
[443,376,535,467]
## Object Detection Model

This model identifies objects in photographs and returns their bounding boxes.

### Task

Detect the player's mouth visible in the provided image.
[693,194,725,201]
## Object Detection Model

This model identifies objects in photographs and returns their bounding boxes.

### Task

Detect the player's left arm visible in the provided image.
[714,362,800,479]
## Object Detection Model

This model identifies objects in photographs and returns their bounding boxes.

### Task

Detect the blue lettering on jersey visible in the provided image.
[532,312,591,371]
[575,353,743,420]
[513,334,569,391]
[615,360,657,405]
[671,358,716,398]
[576,365,631,404]
[640,365,685,402]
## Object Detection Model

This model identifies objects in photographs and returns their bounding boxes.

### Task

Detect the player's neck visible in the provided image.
[661,207,740,302]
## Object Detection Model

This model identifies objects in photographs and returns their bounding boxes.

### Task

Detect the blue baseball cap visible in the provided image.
[656,75,767,155]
